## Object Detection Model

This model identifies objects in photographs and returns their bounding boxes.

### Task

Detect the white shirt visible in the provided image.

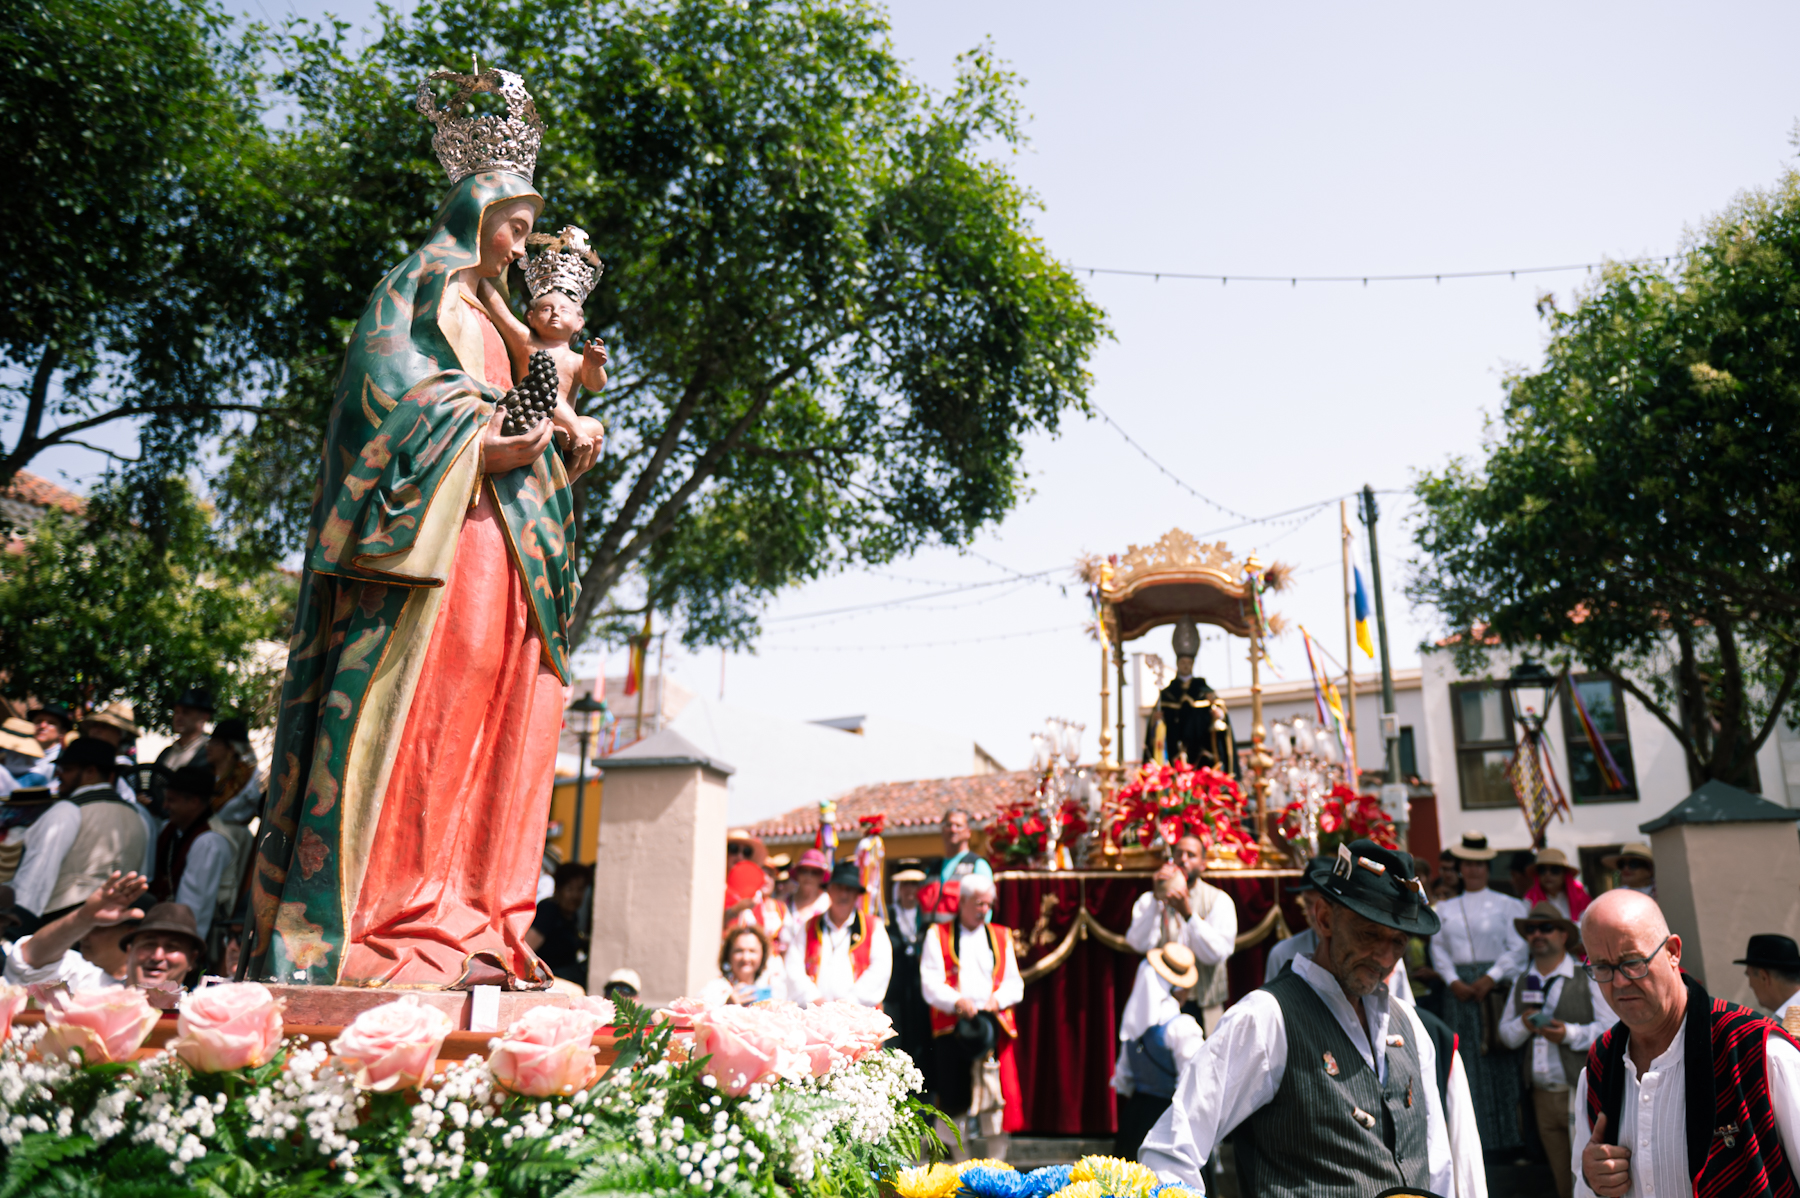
[1496,953,1617,1091]
[1265,927,1414,1006]
[1141,953,1455,1195]
[173,828,233,940]
[1125,881,1238,972]
[214,770,263,824]
[11,787,110,915]
[894,905,921,945]
[782,909,893,1008]
[1573,1017,1800,1198]
[128,800,159,880]
[1429,887,1530,984]
[1,934,122,991]
[920,921,1023,1014]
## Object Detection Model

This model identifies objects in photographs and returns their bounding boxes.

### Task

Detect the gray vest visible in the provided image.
[1506,962,1594,1087]
[1232,970,1432,1198]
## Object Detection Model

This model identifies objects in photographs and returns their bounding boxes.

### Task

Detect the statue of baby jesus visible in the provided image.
[477,225,608,474]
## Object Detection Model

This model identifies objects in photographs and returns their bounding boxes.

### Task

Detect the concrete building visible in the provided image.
[1417,645,1800,887]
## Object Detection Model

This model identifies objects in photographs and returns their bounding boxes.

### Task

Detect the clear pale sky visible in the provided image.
[40,1,1800,768]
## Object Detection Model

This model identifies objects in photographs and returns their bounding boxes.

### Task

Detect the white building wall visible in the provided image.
[1420,647,1798,861]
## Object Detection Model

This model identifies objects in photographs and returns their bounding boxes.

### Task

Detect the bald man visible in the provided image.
[1574,889,1800,1198]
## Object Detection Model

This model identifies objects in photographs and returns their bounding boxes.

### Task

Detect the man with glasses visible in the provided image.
[1500,902,1616,1198]
[1575,888,1800,1198]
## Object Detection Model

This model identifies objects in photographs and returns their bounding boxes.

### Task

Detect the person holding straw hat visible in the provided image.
[1499,901,1617,1198]
[1113,941,1205,1161]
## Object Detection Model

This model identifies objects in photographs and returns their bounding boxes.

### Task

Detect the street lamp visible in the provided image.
[566,693,608,864]
[1507,658,1557,735]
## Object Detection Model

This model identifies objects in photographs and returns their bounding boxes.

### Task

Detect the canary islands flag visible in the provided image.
[1353,567,1375,658]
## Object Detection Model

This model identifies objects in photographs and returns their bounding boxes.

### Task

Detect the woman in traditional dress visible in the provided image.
[246,69,603,989]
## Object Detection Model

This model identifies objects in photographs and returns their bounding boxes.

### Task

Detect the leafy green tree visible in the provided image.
[219,0,1106,648]
[1411,172,1800,790]
[0,479,294,728]
[0,0,283,515]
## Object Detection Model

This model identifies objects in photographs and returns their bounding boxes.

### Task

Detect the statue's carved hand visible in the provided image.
[481,406,553,473]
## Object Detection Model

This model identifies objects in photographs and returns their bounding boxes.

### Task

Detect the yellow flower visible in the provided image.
[1050,1182,1104,1198]
[895,1163,962,1198]
[959,1159,1017,1175]
[1069,1156,1160,1197]
[1155,1189,1201,1198]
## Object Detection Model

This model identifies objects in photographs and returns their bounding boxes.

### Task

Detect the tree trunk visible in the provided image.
[1705,614,1762,792]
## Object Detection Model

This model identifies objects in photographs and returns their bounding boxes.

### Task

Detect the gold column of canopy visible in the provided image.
[1088,529,1289,867]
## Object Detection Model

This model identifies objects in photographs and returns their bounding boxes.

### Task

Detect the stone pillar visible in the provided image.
[1641,780,1800,1009]
[588,729,734,1007]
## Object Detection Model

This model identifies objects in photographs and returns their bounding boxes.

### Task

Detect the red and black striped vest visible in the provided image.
[1585,974,1799,1198]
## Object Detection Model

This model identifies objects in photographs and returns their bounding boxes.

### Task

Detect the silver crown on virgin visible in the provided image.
[524,226,603,305]
[416,65,543,186]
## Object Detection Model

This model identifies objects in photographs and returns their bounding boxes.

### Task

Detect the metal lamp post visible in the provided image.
[1507,658,1556,737]
[566,694,608,864]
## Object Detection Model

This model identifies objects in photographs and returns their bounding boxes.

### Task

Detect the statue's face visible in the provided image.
[1176,655,1195,676]
[528,291,586,341]
[476,199,538,278]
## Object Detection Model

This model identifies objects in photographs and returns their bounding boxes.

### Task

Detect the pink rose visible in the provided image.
[0,986,25,1042]
[488,1006,607,1097]
[569,996,616,1026]
[691,1005,806,1095]
[40,989,159,1064]
[330,994,454,1092]
[173,983,285,1073]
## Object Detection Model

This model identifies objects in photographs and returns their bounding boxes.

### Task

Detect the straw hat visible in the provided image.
[1601,843,1654,870]
[1513,900,1582,953]
[892,868,928,884]
[0,718,42,759]
[1448,831,1498,861]
[79,702,138,738]
[1529,847,1574,874]
[1148,941,1200,989]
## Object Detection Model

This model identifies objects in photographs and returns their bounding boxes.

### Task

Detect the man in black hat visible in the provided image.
[783,860,892,1007]
[885,861,935,1086]
[156,688,214,772]
[5,704,70,781]
[1738,934,1800,1027]
[1141,840,1456,1196]
[1264,855,1415,1007]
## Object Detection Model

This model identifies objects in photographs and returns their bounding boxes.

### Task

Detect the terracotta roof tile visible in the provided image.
[748,771,1040,842]
[2,471,84,515]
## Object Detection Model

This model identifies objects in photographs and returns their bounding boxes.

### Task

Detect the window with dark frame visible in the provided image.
[1451,682,1516,809]
[1562,675,1638,803]
[1399,726,1418,779]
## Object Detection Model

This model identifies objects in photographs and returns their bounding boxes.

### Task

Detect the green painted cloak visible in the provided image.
[247,171,579,984]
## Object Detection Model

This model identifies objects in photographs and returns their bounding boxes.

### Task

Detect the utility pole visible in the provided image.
[1360,485,1403,786]
[1340,500,1358,779]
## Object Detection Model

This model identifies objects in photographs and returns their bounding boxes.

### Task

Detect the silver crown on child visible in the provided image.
[416,66,543,185]
[524,226,603,305]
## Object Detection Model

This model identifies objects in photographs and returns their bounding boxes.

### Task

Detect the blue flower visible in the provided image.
[961,1167,1035,1198]
[1025,1166,1074,1197]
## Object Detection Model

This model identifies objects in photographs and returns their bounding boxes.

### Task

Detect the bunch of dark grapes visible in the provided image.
[499,350,559,436]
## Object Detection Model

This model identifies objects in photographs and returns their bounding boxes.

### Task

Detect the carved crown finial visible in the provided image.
[416,66,543,185]
[523,226,603,305]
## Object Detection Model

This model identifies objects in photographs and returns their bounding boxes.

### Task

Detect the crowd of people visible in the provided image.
[0,691,261,992]
[693,811,1022,1155]
[693,811,1800,1197]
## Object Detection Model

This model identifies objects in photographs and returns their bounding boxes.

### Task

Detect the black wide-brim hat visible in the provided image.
[1734,933,1800,971]
[1287,855,1333,893]
[1307,840,1441,936]
[826,861,866,894]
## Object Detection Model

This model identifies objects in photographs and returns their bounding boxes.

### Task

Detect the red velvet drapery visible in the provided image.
[995,872,1308,1136]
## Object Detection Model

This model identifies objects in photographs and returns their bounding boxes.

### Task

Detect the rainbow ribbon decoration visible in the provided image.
[1568,679,1628,792]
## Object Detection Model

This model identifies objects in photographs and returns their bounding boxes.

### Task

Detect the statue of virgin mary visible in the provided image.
[246,68,594,989]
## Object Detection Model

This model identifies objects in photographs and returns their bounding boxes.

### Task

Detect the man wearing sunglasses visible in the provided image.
[1499,902,1616,1198]
[1575,888,1800,1198]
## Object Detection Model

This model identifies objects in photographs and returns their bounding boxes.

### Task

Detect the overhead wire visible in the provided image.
[1070,253,1682,286]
